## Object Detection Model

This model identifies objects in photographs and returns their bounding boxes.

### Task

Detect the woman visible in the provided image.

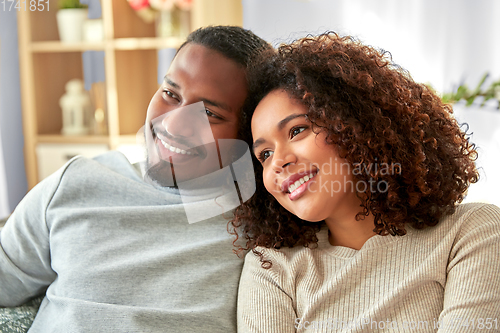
[232,33,500,332]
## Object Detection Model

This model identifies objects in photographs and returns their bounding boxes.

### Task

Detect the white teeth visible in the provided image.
[287,172,317,194]
[159,138,192,155]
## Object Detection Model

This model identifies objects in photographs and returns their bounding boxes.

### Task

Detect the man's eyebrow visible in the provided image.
[253,113,307,152]
[201,98,231,112]
[163,76,179,89]
[163,76,231,112]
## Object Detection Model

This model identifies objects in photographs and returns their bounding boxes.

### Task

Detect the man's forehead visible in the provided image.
[170,44,247,82]
[164,44,248,114]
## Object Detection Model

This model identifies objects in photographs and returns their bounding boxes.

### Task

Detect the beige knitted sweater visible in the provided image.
[238,203,500,332]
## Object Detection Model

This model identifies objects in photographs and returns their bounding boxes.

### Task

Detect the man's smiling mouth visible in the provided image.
[158,137,193,155]
[151,125,206,158]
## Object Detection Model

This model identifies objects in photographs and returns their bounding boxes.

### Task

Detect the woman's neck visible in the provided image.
[325,198,376,250]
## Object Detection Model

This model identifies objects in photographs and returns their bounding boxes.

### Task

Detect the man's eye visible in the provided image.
[163,90,178,101]
[258,150,274,162]
[205,108,223,120]
[290,126,307,138]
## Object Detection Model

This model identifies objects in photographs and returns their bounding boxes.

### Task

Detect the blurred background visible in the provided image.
[1,0,499,219]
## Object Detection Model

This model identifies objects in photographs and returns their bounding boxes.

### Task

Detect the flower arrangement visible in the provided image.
[128,0,193,23]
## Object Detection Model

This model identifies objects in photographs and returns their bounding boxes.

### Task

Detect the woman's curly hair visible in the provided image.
[230,32,478,267]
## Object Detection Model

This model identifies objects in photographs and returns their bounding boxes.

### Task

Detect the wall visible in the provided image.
[242,0,500,93]
[0,9,28,217]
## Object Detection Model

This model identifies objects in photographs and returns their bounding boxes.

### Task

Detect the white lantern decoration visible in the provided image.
[60,79,91,136]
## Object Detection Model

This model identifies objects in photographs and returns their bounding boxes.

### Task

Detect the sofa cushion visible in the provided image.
[0,297,43,333]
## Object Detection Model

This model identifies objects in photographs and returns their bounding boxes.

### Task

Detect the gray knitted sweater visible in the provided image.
[0,151,243,332]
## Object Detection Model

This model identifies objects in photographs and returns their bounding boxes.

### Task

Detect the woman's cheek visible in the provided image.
[263,172,280,197]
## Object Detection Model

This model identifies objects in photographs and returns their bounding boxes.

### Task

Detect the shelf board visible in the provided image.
[35,134,141,145]
[30,41,107,52]
[37,134,110,144]
[118,134,141,144]
[29,38,184,53]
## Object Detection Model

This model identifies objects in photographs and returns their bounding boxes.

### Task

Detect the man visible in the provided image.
[0,26,271,332]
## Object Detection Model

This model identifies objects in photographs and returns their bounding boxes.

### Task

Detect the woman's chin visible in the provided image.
[290,208,326,223]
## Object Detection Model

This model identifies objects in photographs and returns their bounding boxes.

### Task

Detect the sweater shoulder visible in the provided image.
[248,240,322,277]
[440,202,500,232]
[69,151,141,180]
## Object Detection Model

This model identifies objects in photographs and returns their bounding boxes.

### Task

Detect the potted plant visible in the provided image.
[57,0,88,43]
[441,73,500,108]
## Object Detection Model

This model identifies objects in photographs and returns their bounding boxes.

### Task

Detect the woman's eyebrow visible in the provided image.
[277,113,307,130]
[252,113,307,152]
[252,138,265,152]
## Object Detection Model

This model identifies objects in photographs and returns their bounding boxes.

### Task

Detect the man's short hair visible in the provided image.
[178,25,271,68]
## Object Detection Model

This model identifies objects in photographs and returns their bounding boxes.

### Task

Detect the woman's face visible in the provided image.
[251,89,359,222]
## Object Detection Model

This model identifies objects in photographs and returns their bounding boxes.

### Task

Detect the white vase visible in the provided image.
[57,9,88,43]
[155,8,191,39]
[156,10,176,38]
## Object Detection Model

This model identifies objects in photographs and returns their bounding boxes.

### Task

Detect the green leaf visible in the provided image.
[472,73,489,94]
[58,0,88,9]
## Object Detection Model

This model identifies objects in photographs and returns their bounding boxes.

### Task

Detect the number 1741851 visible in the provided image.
[1,0,50,11]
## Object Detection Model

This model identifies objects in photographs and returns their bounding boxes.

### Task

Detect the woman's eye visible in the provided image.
[259,150,274,162]
[290,126,307,138]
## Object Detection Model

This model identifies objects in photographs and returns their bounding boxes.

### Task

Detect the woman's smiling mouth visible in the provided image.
[280,169,319,200]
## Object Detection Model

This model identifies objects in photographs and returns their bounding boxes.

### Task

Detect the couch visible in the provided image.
[0,216,41,332]
[0,297,42,332]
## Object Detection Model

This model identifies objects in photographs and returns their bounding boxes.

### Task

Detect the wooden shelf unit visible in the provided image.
[17,0,243,189]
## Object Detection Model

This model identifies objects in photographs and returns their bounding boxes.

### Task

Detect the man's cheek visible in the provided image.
[143,126,160,165]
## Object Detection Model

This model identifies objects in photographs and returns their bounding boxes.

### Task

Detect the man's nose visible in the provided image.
[161,103,207,138]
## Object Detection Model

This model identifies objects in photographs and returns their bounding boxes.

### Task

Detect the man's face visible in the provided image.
[144,43,248,186]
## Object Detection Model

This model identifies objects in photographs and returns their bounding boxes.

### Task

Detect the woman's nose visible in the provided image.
[271,148,297,174]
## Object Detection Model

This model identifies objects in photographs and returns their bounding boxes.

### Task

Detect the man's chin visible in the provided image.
[145,159,223,188]
[145,160,176,187]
